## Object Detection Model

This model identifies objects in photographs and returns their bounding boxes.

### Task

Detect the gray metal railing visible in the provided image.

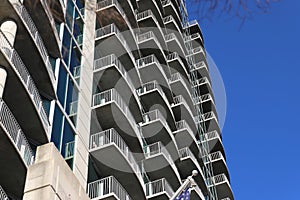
[0,99,34,166]
[88,176,132,200]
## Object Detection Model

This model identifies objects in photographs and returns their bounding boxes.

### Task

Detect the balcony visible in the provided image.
[0,185,9,200]
[185,32,204,49]
[173,120,199,157]
[195,111,220,133]
[165,33,187,57]
[208,174,234,200]
[137,10,168,51]
[88,176,132,200]
[145,178,174,200]
[0,1,56,98]
[184,20,204,41]
[136,55,171,89]
[164,15,183,35]
[200,130,225,156]
[167,52,189,82]
[137,0,164,27]
[187,46,206,64]
[24,0,60,57]
[0,99,34,199]
[89,129,146,199]
[177,148,208,195]
[137,81,176,129]
[94,24,140,87]
[194,94,217,117]
[162,0,182,28]
[205,151,229,180]
[93,54,143,122]
[92,89,144,159]
[169,73,195,112]
[171,95,197,133]
[140,110,179,160]
[143,142,181,189]
[137,31,167,65]
[192,77,214,97]
[95,0,138,53]
[0,31,51,144]
[190,61,210,81]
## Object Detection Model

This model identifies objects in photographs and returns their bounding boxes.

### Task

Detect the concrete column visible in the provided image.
[0,67,7,98]
[0,20,17,46]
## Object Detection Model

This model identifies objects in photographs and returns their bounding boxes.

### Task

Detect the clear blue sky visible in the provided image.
[187,1,300,199]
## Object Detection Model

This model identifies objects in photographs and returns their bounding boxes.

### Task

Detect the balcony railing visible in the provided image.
[10,1,56,85]
[191,77,210,87]
[178,147,199,164]
[89,128,143,182]
[194,94,214,105]
[145,178,174,198]
[0,99,34,166]
[142,108,173,132]
[94,54,135,92]
[200,130,221,144]
[136,54,160,68]
[208,174,230,186]
[187,46,204,56]
[93,89,141,139]
[88,176,132,200]
[0,185,9,200]
[137,80,167,101]
[175,120,193,134]
[65,141,75,160]
[204,151,224,164]
[136,31,162,52]
[0,30,50,137]
[184,33,202,42]
[193,61,207,71]
[195,112,218,124]
[144,142,173,164]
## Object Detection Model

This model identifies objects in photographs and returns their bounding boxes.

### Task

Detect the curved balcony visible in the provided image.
[136,54,172,97]
[0,31,50,144]
[143,142,181,189]
[94,24,140,88]
[167,52,189,85]
[177,148,208,195]
[1,1,56,98]
[200,130,225,156]
[137,10,168,51]
[24,0,60,57]
[140,110,179,160]
[93,54,143,122]
[173,120,199,158]
[184,20,205,43]
[192,77,214,97]
[137,0,165,27]
[88,176,132,200]
[162,0,182,28]
[165,33,187,57]
[92,89,144,160]
[184,32,204,49]
[0,99,34,199]
[187,46,206,64]
[205,151,230,180]
[169,73,195,112]
[207,174,234,200]
[190,61,210,81]
[145,178,174,200]
[137,81,176,130]
[89,129,146,199]
[195,111,220,134]
[171,95,197,132]
[164,15,183,35]
[194,94,217,117]
[137,31,168,65]
[96,0,138,53]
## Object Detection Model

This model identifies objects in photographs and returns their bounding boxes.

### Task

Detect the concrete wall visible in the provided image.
[23,143,90,200]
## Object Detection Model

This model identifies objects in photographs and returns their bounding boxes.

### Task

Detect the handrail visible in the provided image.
[88,176,132,200]
[205,151,224,163]
[0,30,50,137]
[145,178,174,198]
[175,120,193,134]
[191,77,210,86]
[10,1,56,85]
[187,46,204,55]
[0,99,34,166]
[144,142,173,164]
[0,185,9,200]
[209,174,229,185]
[90,128,143,183]
[137,80,167,101]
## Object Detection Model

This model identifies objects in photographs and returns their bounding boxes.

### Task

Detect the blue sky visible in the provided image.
[187,1,300,199]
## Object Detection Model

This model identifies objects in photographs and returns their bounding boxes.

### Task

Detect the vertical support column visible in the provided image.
[0,67,7,98]
[0,20,17,46]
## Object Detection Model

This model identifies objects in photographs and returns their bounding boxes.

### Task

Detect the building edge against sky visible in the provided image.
[0,0,233,200]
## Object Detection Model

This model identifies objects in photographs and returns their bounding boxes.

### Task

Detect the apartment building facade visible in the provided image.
[0,0,233,199]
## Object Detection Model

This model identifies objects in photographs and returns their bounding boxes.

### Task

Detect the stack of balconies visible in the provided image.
[0,0,61,198]
[87,0,233,200]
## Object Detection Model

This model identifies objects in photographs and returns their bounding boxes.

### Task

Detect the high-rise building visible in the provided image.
[0,0,233,200]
